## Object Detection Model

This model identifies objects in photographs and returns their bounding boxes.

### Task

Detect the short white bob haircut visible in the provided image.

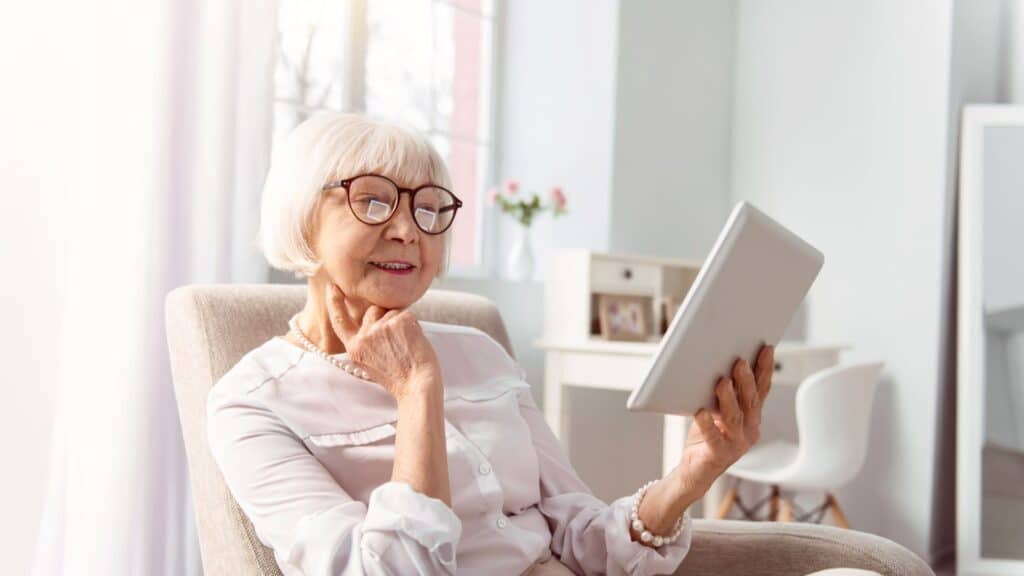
[259,112,454,279]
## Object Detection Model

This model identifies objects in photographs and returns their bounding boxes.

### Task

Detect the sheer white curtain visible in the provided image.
[30,1,276,574]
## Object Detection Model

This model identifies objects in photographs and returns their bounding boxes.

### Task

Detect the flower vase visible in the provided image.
[507,224,534,281]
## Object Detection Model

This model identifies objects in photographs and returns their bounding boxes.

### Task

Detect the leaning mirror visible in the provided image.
[958,104,1024,575]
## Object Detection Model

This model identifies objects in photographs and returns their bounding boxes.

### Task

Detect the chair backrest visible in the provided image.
[791,362,884,489]
[164,283,515,576]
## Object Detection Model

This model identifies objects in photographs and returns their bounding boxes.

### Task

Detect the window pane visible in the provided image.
[444,0,494,17]
[431,1,493,144]
[431,135,488,270]
[273,1,352,113]
[365,1,433,131]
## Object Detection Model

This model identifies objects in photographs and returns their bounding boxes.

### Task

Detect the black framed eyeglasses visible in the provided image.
[321,174,463,235]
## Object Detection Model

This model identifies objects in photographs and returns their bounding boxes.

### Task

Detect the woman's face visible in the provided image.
[310,174,444,311]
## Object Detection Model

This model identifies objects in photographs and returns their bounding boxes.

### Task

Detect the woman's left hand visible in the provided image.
[676,344,775,496]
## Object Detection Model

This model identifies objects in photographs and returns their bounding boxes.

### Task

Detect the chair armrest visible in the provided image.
[676,520,934,576]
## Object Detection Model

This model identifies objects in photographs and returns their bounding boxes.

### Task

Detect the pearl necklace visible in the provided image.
[287,314,373,381]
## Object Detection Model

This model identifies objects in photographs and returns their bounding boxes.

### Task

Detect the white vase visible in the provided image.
[507,224,534,281]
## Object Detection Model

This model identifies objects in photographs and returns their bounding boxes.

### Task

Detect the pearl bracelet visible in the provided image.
[630,480,686,548]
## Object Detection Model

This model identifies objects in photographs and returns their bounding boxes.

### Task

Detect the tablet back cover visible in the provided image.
[626,202,823,415]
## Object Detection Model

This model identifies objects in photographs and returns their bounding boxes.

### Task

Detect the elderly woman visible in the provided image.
[207,112,775,576]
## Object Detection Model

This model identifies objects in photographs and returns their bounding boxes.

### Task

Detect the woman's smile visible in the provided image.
[369,260,417,275]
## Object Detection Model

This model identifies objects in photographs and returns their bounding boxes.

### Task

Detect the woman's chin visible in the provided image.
[365,286,425,310]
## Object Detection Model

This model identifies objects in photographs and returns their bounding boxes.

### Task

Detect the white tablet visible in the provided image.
[625,201,823,415]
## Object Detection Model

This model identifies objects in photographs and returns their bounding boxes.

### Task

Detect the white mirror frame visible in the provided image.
[957,104,1024,576]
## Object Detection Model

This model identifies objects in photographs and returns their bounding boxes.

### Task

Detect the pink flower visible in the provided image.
[487,187,500,204]
[504,179,519,194]
[549,186,567,210]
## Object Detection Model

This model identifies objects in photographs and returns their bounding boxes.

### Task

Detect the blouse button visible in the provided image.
[496,516,508,529]
[478,462,492,475]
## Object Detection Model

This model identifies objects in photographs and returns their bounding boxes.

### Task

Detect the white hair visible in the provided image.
[258,112,454,279]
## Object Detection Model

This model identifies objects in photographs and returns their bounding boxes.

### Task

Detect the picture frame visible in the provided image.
[597,293,653,341]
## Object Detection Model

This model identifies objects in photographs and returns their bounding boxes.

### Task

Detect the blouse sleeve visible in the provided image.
[515,387,694,576]
[206,388,462,575]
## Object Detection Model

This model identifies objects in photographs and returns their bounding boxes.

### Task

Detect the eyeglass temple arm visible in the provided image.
[321,179,349,190]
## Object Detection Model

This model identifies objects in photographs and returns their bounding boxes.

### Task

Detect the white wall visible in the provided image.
[730,0,956,562]
[496,0,737,274]
[494,0,620,282]
[609,0,736,261]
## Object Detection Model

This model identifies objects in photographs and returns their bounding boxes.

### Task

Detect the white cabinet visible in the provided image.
[544,250,702,345]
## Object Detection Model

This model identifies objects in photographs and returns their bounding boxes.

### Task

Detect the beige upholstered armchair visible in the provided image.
[165,284,934,576]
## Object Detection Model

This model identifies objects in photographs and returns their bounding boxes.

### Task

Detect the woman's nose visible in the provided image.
[384,195,419,243]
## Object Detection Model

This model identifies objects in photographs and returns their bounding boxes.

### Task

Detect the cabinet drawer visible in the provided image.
[590,259,659,294]
[771,352,805,385]
[558,352,651,391]
[772,348,843,385]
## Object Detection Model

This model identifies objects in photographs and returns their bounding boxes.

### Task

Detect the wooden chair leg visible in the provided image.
[778,493,794,522]
[716,486,738,519]
[768,485,780,521]
[826,493,850,528]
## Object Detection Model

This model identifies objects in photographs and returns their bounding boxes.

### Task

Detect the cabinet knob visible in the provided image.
[622,267,633,280]
[774,362,783,372]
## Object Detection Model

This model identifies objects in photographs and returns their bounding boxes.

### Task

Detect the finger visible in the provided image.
[715,377,744,436]
[380,308,404,323]
[693,408,724,446]
[732,358,758,411]
[755,344,775,402]
[325,283,358,340]
[361,305,388,330]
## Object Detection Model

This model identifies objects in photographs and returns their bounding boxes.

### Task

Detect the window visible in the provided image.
[273,0,497,273]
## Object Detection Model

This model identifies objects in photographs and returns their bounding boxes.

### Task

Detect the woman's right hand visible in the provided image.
[324,282,441,401]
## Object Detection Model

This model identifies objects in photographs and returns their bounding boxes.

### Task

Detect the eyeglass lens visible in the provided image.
[347,175,456,234]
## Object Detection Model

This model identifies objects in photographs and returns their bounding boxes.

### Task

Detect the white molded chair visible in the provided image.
[716,362,885,527]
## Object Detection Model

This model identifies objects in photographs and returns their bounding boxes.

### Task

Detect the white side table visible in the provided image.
[534,338,846,518]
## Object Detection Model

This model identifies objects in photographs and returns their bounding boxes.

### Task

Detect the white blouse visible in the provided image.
[206,320,694,575]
